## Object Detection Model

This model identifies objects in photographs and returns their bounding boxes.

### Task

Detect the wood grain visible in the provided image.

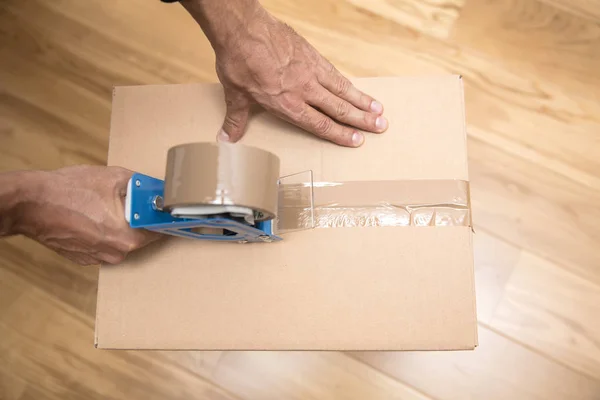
[539,0,600,22]
[467,136,600,285]
[353,326,600,400]
[344,0,467,39]
[452,0,600,98]
[490,250,600,380]
[0,269,241,400]
[2,0,600,398]
[161,351,430,400]
[0,237,98,317]
[472,230,521,324]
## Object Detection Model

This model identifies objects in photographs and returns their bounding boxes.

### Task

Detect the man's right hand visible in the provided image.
[181,0,388,147]
[0,166,160,266]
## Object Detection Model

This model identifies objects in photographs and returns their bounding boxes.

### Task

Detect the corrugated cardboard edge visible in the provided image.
[457,75,479,348]
[94,274,101,348]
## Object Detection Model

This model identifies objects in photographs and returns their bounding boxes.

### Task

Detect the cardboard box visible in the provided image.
[96,75,478,350]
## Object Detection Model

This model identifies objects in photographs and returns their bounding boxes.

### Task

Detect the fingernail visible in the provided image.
[352,132,364,147]
[370,100,383,114]
[217,129,230,142]
[375,116,388,131]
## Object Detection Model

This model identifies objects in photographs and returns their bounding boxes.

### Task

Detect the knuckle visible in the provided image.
[279,93,296,110]
[225,94,250,111]
[336,101,350,118]
[72,255,90,265]
[335,77,351,96]
[326,61,336,73]
[278,94,304,118]
[301,80,314,93]
[314,117,334,137]
[224,114,244,130]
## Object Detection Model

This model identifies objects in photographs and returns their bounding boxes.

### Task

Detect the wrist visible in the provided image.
[0,170,46,236]
[181,0,265,53]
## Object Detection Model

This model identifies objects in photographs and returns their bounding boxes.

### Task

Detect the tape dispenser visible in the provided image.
[125,142,314,243]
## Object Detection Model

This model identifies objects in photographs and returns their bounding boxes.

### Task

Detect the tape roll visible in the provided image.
[163,142,281,221]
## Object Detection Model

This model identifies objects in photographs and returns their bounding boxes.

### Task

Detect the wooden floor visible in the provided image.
[1,0,600,398]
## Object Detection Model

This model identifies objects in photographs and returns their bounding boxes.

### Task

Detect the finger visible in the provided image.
[102,229,161,265]
[139,229,162,246]
[108,167,135,197]
[219,90,251,143]
[76,255,101,266]
[308,87,388,133]
[95,247,129,265]
[295,104,364,147]
[317,61,384,114]
[58,250,101,266]
[126,228,162,251]
[100,252,126,265]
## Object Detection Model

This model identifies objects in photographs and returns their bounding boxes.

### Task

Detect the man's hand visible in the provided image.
[182,0,387,147]
[0,166,160,266]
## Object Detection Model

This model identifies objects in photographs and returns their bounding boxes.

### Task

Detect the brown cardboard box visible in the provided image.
[95,75,478,350]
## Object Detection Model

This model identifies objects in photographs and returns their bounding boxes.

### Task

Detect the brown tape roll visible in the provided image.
[163,142,280,221]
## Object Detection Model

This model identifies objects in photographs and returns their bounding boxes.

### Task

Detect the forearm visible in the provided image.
[0,170,42,237]
[180,0,266,52]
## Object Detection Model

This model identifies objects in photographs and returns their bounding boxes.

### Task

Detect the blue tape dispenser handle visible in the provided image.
[124,173,281,243]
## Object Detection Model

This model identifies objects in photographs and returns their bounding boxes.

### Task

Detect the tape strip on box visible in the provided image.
[276,179,471,231]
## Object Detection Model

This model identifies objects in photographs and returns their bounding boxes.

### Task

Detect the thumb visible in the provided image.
[218,91,250,143]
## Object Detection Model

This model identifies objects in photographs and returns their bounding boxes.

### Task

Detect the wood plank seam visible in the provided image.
[31,1,211,83]
[345,353,441,400]
[467,126,600,191]
[479,321,600,383]
[473,225,597,289]
[537,0,600,24]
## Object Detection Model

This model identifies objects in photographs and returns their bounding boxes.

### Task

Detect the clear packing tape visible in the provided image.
[275,172,472,235]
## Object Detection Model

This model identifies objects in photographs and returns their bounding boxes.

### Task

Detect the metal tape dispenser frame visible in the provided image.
[124,142,315,243]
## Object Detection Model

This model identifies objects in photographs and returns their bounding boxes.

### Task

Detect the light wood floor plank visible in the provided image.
[40,0,217,79]
[451,0,600,98]
[490,250,600,380]
[2,0,212,86]
[473,225,600,381]
[353,326,600,400]
[467,135,600,285]
[0,92,106,171]
[0,357,28,400]
[539,0,600,22]
[0,237,98,317]
[162,351,432,400]
[277,0,468,39]
[472,230,521,324]
[0,268,242,400]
